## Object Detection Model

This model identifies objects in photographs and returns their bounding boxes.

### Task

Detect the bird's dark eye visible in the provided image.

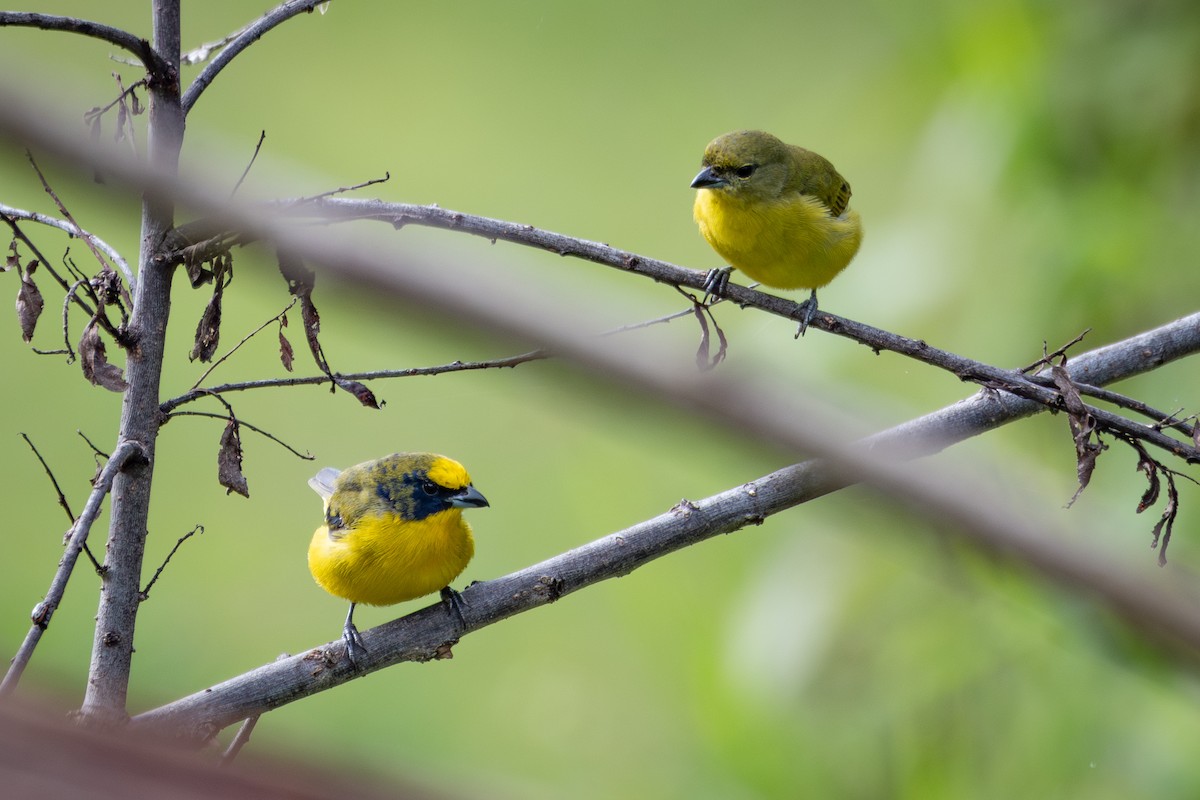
[735,164,757,179]
[421,480,439,496]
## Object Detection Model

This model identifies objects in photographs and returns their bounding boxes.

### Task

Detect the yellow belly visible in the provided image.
[694,189,862,289]
[308,509,475,606]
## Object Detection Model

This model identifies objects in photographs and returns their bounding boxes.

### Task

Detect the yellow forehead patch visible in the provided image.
[427,455,471,490]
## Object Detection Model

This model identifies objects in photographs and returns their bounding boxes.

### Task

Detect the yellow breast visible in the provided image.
[308,509,475,607]
[693,189,863,290]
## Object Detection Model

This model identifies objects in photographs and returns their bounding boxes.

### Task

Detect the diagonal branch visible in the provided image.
[0,203,135,289]
[0,440,145,698]
[271,199,1200,466]
[129,313,1200,741]
[181,0,333,114]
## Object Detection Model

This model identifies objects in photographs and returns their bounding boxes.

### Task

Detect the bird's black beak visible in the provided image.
[449,484,489,509]
[690,165,726,189]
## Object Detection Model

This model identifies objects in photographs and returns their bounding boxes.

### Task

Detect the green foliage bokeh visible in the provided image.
[2,1,1199,798]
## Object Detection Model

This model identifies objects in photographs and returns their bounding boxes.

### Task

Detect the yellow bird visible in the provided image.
[308,452,489,666]
[691,129,863,334]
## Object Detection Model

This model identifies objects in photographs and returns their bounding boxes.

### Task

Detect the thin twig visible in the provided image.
[83,77,147,124]
[59,281,86,359]
[77,430,109,459]
[20,433,75,523]
[163,411,313,460]
[282,172,392,204]
[111,73,141,154]
[161,350,549,413]
[181,0,334,114]
[19,434,103,572]
[600,306,697,336]
[1021,329,1092,373]
[140,526,203,600]
[220,715,261,765]
[0,441,144,698]
[190,298,296,390]
[230,131,266,197]
[26,151,127,288]
[83,74,146,159]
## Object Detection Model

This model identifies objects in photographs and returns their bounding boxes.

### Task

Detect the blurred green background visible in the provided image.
[3,1,1200,797]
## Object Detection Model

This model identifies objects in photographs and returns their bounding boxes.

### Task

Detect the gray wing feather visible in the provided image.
[307,467,341,500]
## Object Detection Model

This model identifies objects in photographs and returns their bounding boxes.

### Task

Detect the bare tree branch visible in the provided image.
[271,198,1200,465]
[162,411,313,460]
[0,441,145,698]
[181,0,333,115]
[0,12,166,76]
[77,1,185,727]
[129,313,1200,741]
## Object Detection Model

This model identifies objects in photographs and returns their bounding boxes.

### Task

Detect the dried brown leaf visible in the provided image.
[189,281,224,362]
[116,102,128,143]
[217,419,249,498]
[16,261,44,342]
[1151,492,1178,567]
[4,241,19,272]
[1136,456,1161,513]
[335,377,380,409]
[79,322,128,392]
[1052,363,1104,506]
[278,328,294,372]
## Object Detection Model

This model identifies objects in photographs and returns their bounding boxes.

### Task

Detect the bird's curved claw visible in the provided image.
[343,621,367,669]
[702,267,733,305]
[794,290,819,338]
[441,585,468,630]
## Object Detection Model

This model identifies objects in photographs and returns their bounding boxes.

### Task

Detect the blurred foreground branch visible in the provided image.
[2,86,1199,740]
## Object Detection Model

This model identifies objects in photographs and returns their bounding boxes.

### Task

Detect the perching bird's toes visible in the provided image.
[794,290,820,338]
[441,585,468,629]
[342,622,367,668]
[702,266,733,304]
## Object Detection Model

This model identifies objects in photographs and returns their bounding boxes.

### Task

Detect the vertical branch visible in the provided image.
[77,0,184,726]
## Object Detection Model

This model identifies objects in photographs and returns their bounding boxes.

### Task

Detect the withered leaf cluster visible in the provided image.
[1051,358,1187,564]
[188,251,232,363]
[278,248,378,408]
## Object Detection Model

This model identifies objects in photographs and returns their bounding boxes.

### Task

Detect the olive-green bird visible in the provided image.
[691,129,863,334]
